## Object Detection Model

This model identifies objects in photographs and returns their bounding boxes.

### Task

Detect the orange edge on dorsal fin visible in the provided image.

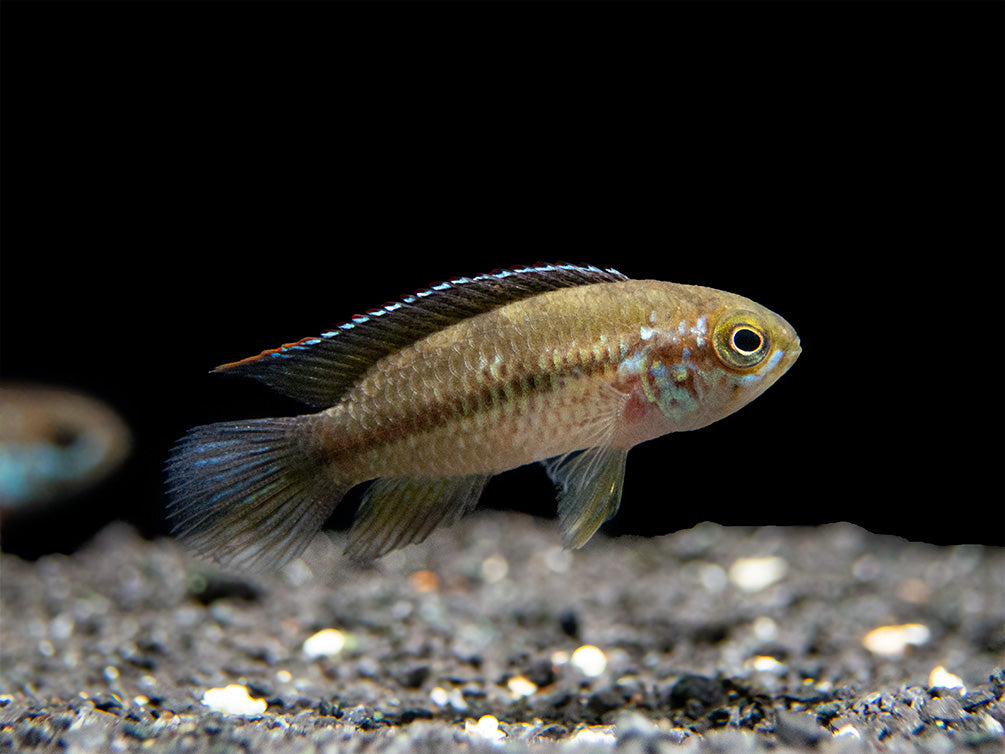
[213,336,322,374]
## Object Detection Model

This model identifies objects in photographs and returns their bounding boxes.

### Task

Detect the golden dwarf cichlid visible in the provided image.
[166,264,801,570]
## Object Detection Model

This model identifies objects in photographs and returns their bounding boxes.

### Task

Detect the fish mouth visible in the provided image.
[790,337,802,360]
[777,336,801,376]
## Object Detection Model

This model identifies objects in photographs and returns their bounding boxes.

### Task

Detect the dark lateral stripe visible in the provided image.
[330,355,620,459]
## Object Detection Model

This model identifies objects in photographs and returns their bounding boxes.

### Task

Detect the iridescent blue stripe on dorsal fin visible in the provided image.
[214,263,628,408]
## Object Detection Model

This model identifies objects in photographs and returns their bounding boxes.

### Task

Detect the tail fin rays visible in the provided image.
[165,418,347,572]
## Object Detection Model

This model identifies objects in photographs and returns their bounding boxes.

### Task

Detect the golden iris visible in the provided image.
[713,311,771,370]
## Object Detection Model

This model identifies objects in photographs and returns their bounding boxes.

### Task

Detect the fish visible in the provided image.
[166,263,800,571]
[0,384,131,515]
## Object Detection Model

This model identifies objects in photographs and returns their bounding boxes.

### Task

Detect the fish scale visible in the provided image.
[166,264,800,571]
[330,282,695,472]
[327,294,629,477]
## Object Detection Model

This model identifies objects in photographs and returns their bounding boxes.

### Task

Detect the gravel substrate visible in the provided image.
[1,513,1003,753]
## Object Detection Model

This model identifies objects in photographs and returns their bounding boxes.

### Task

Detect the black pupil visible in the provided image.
[732,327,762,353]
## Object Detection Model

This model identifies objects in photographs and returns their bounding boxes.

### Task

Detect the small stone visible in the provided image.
[397,665,430,689]
[302,628,346,659]
[920,695,967,723]
[585,687,626,717]
[200,685,267,716]
[929,665,966,693]
[121,720,155,741]
[568,725,616,745]
[397,707,434,724]
[774,710,827,747]
[409,570,439,592]
[729,556,787,592]
[465,714,505,743]
[558,608,579,638]
[832,723,861,739]
[570,645,607,677]
[90,693,124,713]
[245,679,275,700]
[616,711,686,747]
[862,623,930,656]
[507,675,538,698]
[317,698,341,717]
[430,686,467,711]
[667,674,726,713]
[746,655,786,673]
[342,705,384,730]
[480,554,508,582]
[525,657,556,688]
[532,723,568,740]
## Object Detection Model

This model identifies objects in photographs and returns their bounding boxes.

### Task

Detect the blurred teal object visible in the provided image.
[0,385,131,512]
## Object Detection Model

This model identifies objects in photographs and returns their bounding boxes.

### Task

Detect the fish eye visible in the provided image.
[731,326,763,355]
[713,312,770,370]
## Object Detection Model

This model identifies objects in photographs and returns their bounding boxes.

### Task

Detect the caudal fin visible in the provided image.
[165,418,347,571]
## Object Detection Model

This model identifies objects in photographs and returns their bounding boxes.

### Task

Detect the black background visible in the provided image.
[2,1,1002,559]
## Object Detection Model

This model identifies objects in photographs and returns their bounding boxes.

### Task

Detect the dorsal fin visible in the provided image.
[214,263,628,407]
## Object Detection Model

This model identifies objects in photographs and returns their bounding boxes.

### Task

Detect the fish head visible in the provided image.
[705,298,801,415]
[637,290,801,433]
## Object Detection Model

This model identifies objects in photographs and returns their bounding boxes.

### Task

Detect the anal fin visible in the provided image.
[543,446,628,549]
[346,474,490,561]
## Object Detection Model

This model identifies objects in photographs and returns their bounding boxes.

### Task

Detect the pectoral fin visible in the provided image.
[543,446,628,549]
[346,474,491,561]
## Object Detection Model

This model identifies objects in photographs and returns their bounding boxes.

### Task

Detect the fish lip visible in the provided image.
[779,338,802,376]
[769,335,801,377]
[784,336,801,362]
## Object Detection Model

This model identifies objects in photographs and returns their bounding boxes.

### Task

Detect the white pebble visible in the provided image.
[507,675,538,697]
[302,628,345,659]
[862,623,930,656]
[752,616,778,641]
[729,556,787,592]
[465,714,505,743]
[569,725,617,745]
[929,665,965,692]
[833,724,861,739]
[570,645,607,677]
[481,554,509,583]
[699,563,727,593]
[746,655,785,673]
[430,686,468,711]
[50,614,74,640]
[200,684,267,716]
